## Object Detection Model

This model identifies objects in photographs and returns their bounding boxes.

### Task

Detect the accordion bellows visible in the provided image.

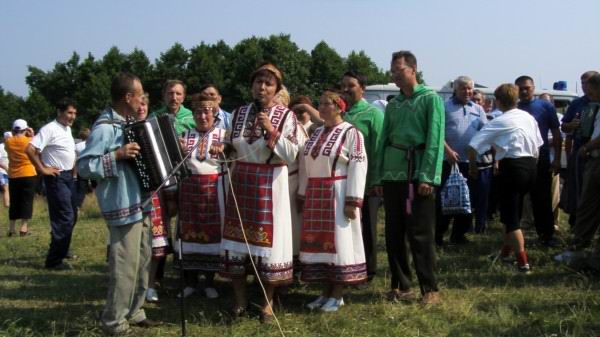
[124,115,189,192]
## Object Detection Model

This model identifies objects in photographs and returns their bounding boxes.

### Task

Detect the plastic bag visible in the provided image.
[440,163,472,215]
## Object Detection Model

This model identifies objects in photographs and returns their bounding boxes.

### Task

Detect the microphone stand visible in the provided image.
[140,147,194,337]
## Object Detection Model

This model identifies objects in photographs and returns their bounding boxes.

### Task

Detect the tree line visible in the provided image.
[0,34,422,134]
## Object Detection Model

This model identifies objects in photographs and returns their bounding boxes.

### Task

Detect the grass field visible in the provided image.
[1,194,599,337]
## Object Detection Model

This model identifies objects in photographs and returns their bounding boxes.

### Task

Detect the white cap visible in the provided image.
[12,119,28,131]
[3,131,12,139]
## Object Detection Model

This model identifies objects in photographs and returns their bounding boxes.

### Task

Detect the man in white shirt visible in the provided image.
[26,99,77,270]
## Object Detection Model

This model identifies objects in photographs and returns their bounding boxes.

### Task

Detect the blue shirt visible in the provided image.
[77,108,148,226]
[444,97,487,162]
[517,98,560,151]
[216,108,232,130]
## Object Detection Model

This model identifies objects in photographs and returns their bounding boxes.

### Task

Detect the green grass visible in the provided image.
[1,195,599,337]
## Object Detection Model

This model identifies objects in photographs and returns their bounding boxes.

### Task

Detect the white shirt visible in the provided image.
[75,141,86,156]
[0,143,8,175]
[30,120,76,171]
[469,108,543,160]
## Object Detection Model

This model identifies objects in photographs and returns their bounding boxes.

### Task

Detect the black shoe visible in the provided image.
[46,262,73,270]
[65,252,78,259]
[131,319,161,328]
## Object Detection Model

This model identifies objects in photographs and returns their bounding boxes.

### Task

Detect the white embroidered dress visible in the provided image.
[220,103,299,284]
[175,126,228,271]
[298,121,368,284]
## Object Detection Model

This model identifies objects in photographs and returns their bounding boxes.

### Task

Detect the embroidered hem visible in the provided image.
[301,262,367,284]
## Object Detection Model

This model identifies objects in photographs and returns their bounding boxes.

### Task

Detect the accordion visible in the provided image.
[124,115,189,192]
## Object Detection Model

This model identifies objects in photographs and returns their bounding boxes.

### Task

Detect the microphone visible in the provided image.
[253,99,267,135]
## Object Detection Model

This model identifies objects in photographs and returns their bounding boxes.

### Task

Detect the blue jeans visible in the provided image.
[473,167,492,233]
[44,171,77,267]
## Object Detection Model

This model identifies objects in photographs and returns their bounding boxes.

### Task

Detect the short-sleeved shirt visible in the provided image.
[30,120,76,171]
[444,97,487,162]
[469,108,543,160]
[562,96,591,147]
[517,98,560,151]
[4,135,36,178]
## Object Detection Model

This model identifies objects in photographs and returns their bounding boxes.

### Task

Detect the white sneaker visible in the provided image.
[146,288,159,302]
[177,286,196,299]
[306,295,327,310]
[320,297,344,312]
[204,287,219,299]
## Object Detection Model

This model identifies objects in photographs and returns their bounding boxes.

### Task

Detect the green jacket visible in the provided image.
[152,105,195,135]
[375,84,445,186]
[343,99,384,189]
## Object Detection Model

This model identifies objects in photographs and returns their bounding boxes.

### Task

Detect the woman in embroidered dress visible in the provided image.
[298,90,368,312]
[220,63,299,322]
[175,93,228,299]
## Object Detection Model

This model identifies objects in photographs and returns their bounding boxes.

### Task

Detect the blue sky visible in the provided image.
[1,0,599,97]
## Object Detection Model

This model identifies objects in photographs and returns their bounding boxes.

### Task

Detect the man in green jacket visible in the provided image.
[374,50,444,305]
[341,71,384,283]
[153,79,195,135]
[149,79,195,301]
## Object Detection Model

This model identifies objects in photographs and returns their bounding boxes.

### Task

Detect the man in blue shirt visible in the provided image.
[560,71,599,227]
[199,84,231,130]
[436,76,490,246]
[515,75,562,247]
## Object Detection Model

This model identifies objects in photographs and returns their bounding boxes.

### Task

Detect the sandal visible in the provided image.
[19,231,31,237]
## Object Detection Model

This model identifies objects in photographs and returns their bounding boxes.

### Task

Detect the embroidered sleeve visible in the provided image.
[265,129,282,150]
[270,107,299,164]
[345,127,368,202]
[77,124,119,180]
[344,196,363,208]
[298,145,308,198]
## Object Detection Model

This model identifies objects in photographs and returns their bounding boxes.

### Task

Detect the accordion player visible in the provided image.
[123,114,189,192]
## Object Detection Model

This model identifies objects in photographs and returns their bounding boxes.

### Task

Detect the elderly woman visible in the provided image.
[220,63,299,322]
[175,93,228,299]
[298,90,368,312]
[468,84,543,273]
[4,119,37,236]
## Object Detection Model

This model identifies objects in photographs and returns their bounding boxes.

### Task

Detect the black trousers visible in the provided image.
[498,158,537,232]
[435,162,473,243]
[361,195,378,279]
[44,171,77,267]
[383,181,438,294]
[530,157,555,241]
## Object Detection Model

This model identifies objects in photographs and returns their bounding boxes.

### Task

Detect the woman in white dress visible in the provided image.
[220,63,299,322]
[298,90,368,312]
[176,93,228,298]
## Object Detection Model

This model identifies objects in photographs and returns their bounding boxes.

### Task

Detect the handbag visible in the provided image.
[440,163,472,215]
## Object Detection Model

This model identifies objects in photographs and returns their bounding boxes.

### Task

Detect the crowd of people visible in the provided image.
[4,50,600,336]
